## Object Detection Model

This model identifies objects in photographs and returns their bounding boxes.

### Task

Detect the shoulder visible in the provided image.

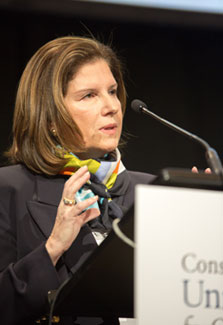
[0,164,35,190]
[127,170,157,186]
[118,170,157,210]
[0,165,37,219]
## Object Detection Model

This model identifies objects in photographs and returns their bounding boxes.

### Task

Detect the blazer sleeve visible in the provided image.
[0,176,61,324]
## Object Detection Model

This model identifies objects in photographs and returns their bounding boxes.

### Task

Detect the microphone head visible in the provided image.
[131,99,148,114]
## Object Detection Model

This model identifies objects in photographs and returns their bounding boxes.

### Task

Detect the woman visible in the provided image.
[0,36,155,324]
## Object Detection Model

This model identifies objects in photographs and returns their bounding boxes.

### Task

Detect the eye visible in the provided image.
[109,88,118,95]
[82,92,95,100]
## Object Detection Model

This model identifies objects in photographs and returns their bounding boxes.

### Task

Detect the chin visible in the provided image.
[85,140,120,159]
[102,144,118,154]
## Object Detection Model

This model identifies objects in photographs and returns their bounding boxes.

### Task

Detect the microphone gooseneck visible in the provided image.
[131,99,223,176]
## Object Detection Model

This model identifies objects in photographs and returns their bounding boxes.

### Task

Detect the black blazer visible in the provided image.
[0,164,155,324]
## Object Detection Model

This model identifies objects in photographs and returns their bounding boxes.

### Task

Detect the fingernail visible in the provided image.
[80,166,88,172]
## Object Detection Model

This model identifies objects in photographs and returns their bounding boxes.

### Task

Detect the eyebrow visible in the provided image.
[73,83,118,95]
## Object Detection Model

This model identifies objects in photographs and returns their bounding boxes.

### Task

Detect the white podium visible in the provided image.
[135,185,223,325]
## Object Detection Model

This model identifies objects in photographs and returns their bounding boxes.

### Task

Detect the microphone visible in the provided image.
[131,99,223,176]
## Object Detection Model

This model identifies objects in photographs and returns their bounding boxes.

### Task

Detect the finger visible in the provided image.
[192,166,198,173]
[205,168,212,174]
[72,195,99,216]
[66,165,88,184]
[63,167,90,199]
[80,208,101,223]
[65,166,89,188]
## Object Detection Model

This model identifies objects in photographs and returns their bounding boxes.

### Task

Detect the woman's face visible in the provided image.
[64,59,123,159]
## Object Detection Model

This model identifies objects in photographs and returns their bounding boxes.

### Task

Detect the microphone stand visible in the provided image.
[140,105,223,177]
[131,99,223,188]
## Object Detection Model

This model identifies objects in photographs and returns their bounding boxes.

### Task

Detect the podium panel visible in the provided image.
[135,185,223,325]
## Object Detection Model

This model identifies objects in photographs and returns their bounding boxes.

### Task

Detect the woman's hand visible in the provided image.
[45,166,100,265]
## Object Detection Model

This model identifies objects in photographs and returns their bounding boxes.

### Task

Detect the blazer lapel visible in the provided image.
[26,201,58,239]
[26,174,98,274]
[26,174,65,239]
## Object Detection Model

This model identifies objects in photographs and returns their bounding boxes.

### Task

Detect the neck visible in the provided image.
[76,150,114,161]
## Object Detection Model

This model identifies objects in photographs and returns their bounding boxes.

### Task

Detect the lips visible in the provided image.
[99,123,118,135]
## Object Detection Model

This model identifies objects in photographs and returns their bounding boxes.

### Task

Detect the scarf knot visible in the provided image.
[59,149,127,231]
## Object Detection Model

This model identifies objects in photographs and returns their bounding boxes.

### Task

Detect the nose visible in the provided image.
[101,93,119,116]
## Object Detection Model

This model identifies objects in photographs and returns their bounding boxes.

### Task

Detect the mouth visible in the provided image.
[99,123,118,135]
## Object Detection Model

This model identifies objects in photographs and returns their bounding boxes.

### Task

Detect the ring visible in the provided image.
[63,197,76,206]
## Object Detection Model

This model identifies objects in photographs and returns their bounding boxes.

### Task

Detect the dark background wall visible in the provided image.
[1,1,223,175]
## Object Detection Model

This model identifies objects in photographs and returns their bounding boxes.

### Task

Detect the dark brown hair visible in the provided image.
[6,36,126,175]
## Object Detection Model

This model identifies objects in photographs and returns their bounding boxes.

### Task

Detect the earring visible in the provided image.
[51,128,57,136]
